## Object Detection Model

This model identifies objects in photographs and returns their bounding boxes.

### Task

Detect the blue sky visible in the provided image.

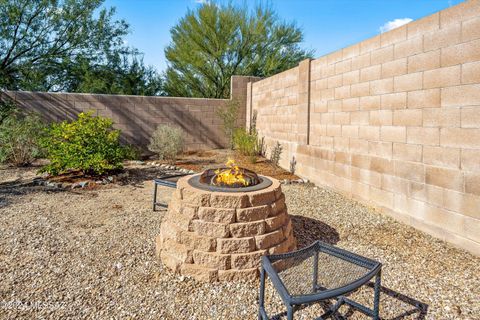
[103,0,463,73]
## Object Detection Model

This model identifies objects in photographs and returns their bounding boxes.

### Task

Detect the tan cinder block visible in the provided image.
[359,96,381,110]
[392,143,423,162]
[193,250,231,269]
[394,37,423,59]
[407,12,439,39]
[326,124,342,136]
[342,125,359,138]
[440,128,480,148]
[382,58,407,78]
[349,138,368,154]
[425,165,464,191]
[441,84,480,107]
[371,45,394,64]
[465,172,480,196]
[351,53,371,70]
[424,23,461,51]
[236,205,271,222]
[343,43,360,59]
[216,237,255,254]
[328,100,342,112]
[350,111,369,125]
[393,109,422,126]
[394,160,425,183]
[192,220,230,238]
[264,213,288,232]
[351,82,370,97]
[382,174,409,195]
[343,70,360,85]
[180,231,217,252]
[255,230,284,250]
[394,72,423,92]
[441,38,480,67]
[408,182,444,208]
[461,61,480,84]
[249,188,277,206]
[231,250,265,269]
[370,78,394,95]
[440,0,480,27]
[181,264,218,282]
[350,154,370,170]
[360,65,381,82]
[328,74,343,88]
[369,185,395,208]
[342,97,359,111]
[464,216,480,243]
[369,110,393,125]
[359,126,380,140]
[407,127,440,146]
[334,112,350,125]
[423,146,460,169]
[423,65,461,89]
[381,92,407,109]
[407,89,440,109]
[229,220,265,238]
[461,149,480,172]
[407,50,441,73]
[334,85,351,99]
[462,16,480,42]
[380,126,406,143]
[335,59,352,75]
[334,136,349,151]
[381,25,407,47]
[370,156,394,174]
[198,207,236,224]
[217,268,258,282]
[360,35,381,54]
[423,107,461,128]
[444,190,480,219]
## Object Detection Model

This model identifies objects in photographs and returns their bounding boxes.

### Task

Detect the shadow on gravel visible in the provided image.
[290,215,340,247]
[120,166,175,187]
[0,180,66,209]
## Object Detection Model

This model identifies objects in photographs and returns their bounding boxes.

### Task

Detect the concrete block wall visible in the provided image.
[3,76,257,151]
[248,0,480,255]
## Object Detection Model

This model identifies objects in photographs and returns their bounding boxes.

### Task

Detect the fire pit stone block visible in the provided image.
[157,174,297,282]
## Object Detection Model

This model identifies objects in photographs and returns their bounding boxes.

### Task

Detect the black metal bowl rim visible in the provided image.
[187,174,273,193]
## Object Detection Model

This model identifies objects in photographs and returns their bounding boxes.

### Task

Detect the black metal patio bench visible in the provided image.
[152,173,190,211]
[259,240,382,320]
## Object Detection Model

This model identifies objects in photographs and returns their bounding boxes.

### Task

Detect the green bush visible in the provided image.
[216,99,239,149]
[233,128,261,163]
[40,112,129,175]
[0,108,45,166]
[148,124,185,161]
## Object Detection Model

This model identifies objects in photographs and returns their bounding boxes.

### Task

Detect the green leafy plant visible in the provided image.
[270,141,283,172]
[233,128,260,163]
[0,99,16,125]
[148,124,185,162]
[0,108,45,166]
[40,112,128,175]
[217,99,240,149]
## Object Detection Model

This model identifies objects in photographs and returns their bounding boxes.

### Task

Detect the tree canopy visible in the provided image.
[163,3,313,98]
[0,0,162,95]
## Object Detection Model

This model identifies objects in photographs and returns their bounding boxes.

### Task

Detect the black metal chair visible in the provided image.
[259,240,382,320]
[152,173,190,211]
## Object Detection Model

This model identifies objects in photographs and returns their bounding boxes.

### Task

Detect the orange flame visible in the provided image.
[214,159,248,186]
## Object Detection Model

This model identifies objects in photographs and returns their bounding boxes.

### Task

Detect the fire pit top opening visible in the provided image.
[188,160,272,192]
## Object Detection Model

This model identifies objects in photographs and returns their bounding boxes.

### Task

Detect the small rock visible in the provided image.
[107,176,114,182]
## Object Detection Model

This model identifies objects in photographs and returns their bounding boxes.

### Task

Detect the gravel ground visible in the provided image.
[1,165,479,319]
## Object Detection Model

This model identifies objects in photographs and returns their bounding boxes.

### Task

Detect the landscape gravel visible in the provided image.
[0,165,479,319]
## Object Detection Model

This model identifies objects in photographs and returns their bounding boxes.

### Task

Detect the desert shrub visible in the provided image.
[148,124,185,161]
[270,141,283,169]
[0,108,45,166]
[40,112,128,175]
[233,128,260,163]
[0,100,17,125]
[217,99,239,149]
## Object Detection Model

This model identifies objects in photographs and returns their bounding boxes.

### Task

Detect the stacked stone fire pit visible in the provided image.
[156,164,296,282]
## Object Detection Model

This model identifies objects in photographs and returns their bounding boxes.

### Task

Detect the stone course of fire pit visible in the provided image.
[156,174,297,282]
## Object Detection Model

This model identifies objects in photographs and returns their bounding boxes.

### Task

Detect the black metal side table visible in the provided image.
[259,240,382,320]
[152,173,190,211]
